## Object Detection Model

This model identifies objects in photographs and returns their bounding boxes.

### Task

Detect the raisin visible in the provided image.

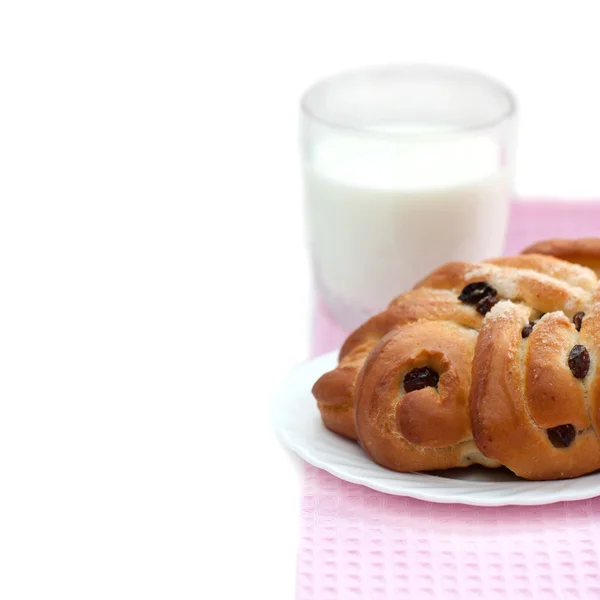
[403,367,439,392]
[568,345,590,379]
[547,424,576,448]
[521,321,535,338]
[458,281,498,305]
[476,295,500,315]
[573,311,585,332]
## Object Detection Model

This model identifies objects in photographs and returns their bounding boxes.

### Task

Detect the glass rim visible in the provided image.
[300,63,517,140]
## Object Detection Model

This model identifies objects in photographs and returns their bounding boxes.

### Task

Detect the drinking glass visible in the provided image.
[301,64,517,331]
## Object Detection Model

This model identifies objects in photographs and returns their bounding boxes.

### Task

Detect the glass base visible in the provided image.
[315,280,379,332]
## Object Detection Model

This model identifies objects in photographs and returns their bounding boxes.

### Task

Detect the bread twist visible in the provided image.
[312,246,600,480]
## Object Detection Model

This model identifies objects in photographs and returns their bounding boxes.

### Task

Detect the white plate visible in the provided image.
[273,350,600,506]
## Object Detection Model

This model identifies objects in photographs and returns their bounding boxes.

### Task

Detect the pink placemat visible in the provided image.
[300,200,600,600]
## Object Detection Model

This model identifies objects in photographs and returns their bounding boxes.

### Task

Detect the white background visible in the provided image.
[1,1,600,599]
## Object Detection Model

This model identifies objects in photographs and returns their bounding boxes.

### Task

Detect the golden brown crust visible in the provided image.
[313,241,600,480]
[522,238,600,275]
[312,359,362,440]
[314,289,484,440]
[416,256,594,316]
[470,301,600,479]
[354,321,495,471]
[486,254,598,290]
[525,312,587,428]
[314,310,407,440]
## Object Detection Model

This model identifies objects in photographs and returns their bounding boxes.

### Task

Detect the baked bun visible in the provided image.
[312,246,600,480]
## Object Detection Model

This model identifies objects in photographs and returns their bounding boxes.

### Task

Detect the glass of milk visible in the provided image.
[301,64,517,331]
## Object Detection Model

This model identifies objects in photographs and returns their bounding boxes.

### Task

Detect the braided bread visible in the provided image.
[312,244,600,480]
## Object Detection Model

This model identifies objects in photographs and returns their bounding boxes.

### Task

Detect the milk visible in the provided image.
[304,128,511,330]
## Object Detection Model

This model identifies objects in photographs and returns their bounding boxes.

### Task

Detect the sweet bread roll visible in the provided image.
[470,298,600,479]
[312,245,600,480]
[355,320,499,472]
[312,288,483,440]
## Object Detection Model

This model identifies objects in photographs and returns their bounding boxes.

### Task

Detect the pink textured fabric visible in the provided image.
[301,200,600,600]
